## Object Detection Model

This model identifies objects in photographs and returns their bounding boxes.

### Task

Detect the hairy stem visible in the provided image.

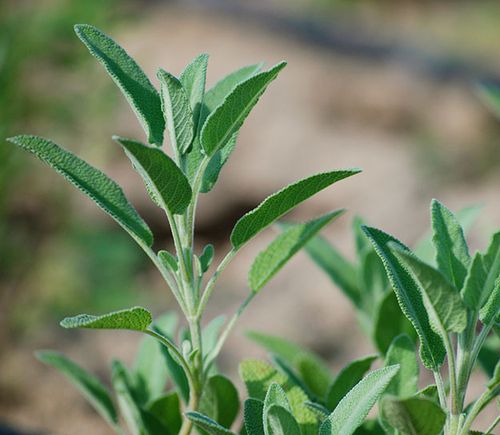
[458,386,500,435]
[433,370,448,410]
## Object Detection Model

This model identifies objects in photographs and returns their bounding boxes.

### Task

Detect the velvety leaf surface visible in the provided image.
[249,210,344,292]
[244,398,265,435]
[265,405,301,435]
[158,69,194,154]
[431,199,471,290]
[305,235,360,308]
[231,170,359,249]
[392,247,467,335]
[180,53,208,133]
[199,375,240,429]
[186,412,236,435]
[199,244,215,273]
[363,226,445,370]
[480,276,500,324]
[320,365,399,435]
[381,396,446,435]
[36,351,117,426]
[8,135,153,246]
[326,355,378,411]
[239,359,318,435]
[264,383,292,413]
[383,334,418,397]
[158,250,178,272]
[146,392,182,435]
[200,62,286,156]
[60,307,152,331]
[74,24,164,145]
[115,137,192,214]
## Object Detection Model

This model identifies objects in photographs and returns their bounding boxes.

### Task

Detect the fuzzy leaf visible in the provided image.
[201,62,286,156]
[320,366,399,435]
[232,170,359,249]
[146,392,182,435]
[305,235,360,308]
[199,244,215,273]
[431,199,471,290]
[392,247,467,335]
[239,359,318,435]
[383,334,419,397]
[363,226,445,370]
[133,313,178,403]
[36,351,118,426]
[265,383,292,413]
[115,137,192,214]
[158,69,194,154]
[265,405,302,435]
[199,375,240,429]
[186,412,236,435]
[326,355,378,411]
[180,54,209,133]
[8,135,153,246]
[200,134,237,193]
[158,250,178,273]
[244,398,265,435]
[74,24,164,145]
[373,291,417,355]
[480,276,500,325]
[60,306,152,331]
[249,210,344,292]
[381,396,446,435]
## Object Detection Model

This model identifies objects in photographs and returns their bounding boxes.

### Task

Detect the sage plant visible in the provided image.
[8,24,359,434]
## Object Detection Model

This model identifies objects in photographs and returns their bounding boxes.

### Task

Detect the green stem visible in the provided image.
[186,156,210,248]
[485,415,500,434]
[456,312,478,411]
[433,370,448,410]
[444,334,460,417]
[458,386,500,435]
[197,249,236,317]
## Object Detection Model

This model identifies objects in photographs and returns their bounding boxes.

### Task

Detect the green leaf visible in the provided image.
[199,244,215,273]
[414,205,480,266]
[158,69,194,154]
[477,80,500,119]
[114,136,192,215]
[431,199,471,290]
[391,246,467,335]
[362,226,445,370]
[180,54,209,133]
[265,405,301,435]
[265,383,292,413]
[326,355,378,411]
[199,375,240,429]
[320,365,399,435]
[373,290,417,355]
[8,135,153,246]
[231,170,360,249]
[200,62,286,156]
[239,359,318,435]
[249,210,344,292]
[354,420,385,435]
[146,392,182,435]
[478,335,500,377]
[186,412,236,435]
[383,334,419,397]
[60,306,152,331]
[380,396,446,435]
[244,398,265,435]
[487,360,500,389]
[133,312,178,403]
[74,24,164,145]
[158,250,178,273]
[480,276,500,325]
[196,63,262,193]
[416,385,439,401]
[246,331,332,399]
[36,351,118,427]
[112,360,167,435]
[304,235,360,308]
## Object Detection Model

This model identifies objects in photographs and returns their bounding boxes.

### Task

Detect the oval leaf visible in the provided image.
[391,246,467,335]
[249,210,344,292]
[186,412,236,435]
[265,405,301,435]
[381,396,446,435]
[231,170,359,249]
[60,306,152,331]
[244,398,265,435]
[319,365,400,435]
[36,351,118,427]
[362,226,445,370]
[115,137,192,215]
[158,69,194,154]
[8,135,153,246]
[74,24,164,145]
[480,276,500,325]
[200,61,286,156]
[431,199,471,290]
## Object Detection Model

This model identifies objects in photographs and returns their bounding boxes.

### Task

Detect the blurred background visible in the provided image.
[1,0,499,433]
